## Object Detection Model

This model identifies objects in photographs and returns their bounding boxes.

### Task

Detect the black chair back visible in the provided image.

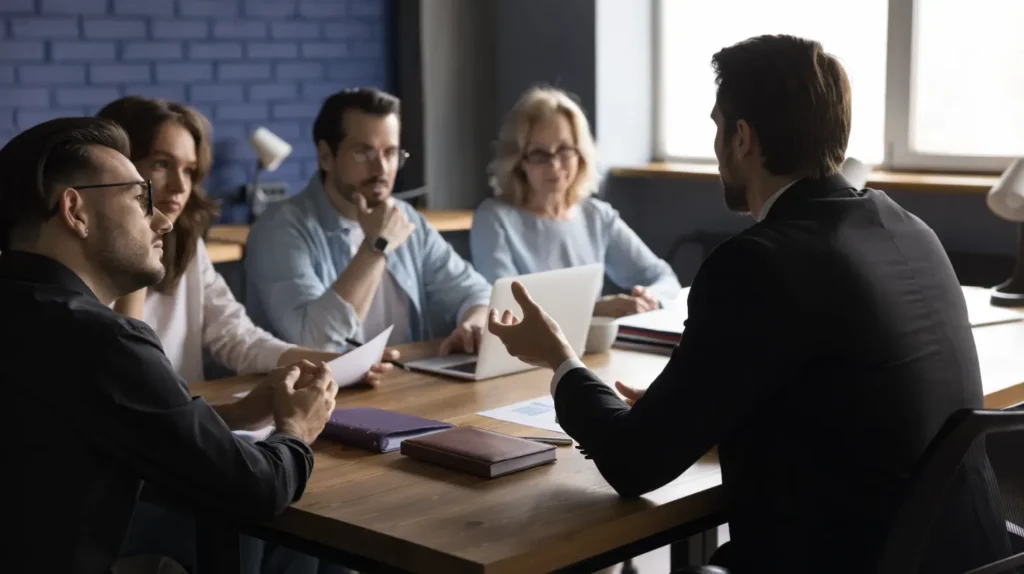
[879,408,1024,574]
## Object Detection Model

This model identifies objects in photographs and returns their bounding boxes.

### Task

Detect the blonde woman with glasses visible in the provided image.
[471,86,681,318]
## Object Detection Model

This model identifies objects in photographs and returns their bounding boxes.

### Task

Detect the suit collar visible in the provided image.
[761,174,858,221]
[755,180,799,221]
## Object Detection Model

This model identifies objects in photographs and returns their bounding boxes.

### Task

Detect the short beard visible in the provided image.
[719,150,749,214]
[90,213,165,297]
[335,174,389,209]
[722,179,749,213]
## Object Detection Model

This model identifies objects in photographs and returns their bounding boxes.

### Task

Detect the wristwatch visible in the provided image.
[369,235,389,255]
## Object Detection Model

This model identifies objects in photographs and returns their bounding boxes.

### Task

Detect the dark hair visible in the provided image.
[312,87,401,153]
[0,117,131,251]
[711,34,852,178]
[97,96,218,294]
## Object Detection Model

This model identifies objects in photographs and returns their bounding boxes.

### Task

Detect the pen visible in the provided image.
[344,337,409,371]
[520,436,574,446]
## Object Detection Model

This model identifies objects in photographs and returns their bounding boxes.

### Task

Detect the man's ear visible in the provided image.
[734,119,755,159]
[316,140,335,174]
[56,187,90,239]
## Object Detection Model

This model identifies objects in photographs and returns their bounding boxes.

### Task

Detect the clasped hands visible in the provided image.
[228,360,337,440]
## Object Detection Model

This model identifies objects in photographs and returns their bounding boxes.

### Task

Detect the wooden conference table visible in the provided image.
[191,315,1024,573]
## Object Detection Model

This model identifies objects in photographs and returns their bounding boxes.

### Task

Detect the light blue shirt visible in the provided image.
[470,196,682,305]
[245,176,492,351]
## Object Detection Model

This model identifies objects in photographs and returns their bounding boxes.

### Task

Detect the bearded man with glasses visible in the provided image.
[246,88,492,357]
[0,117,339,574]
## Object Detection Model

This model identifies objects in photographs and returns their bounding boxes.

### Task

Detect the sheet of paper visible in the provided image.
[232,326,392,396]
[478,395,565,433]
[962,286,1024,327]
[330,325,394,388]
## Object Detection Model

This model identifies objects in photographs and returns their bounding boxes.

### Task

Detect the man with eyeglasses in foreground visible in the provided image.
[0,117,338,574]
[246,88,492,355]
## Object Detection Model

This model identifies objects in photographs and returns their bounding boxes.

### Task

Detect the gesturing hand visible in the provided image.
[487,281,577,371]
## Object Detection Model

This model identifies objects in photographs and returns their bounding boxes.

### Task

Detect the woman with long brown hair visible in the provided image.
[100,96,366,573]
[100,96,398,384]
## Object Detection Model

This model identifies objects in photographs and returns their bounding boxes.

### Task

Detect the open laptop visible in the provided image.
[405,263,605,381]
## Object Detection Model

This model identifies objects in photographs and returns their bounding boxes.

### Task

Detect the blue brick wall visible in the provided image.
[0,0,392,223]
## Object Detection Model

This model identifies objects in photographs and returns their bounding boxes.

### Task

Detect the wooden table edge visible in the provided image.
[205,241,244,264]
[244,480,726,574]
[984,381,1024,410]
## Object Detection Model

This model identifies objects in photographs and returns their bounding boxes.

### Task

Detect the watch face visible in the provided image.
[373,236,389,253]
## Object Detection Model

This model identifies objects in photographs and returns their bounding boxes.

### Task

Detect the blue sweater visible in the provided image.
[470,196,681,304]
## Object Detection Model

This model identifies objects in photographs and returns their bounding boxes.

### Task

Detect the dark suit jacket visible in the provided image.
[555,175,1005,573]
[1,251,314,574]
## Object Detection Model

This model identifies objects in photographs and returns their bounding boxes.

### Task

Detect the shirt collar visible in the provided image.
[755,180,799,222]
[305,175,360,235]
[0,250,99,300]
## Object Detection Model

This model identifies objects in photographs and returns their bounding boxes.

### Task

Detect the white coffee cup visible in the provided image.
[585,316,619,354]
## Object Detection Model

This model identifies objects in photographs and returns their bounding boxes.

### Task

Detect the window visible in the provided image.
[901,0,1024,169]
[656,0,1024,173]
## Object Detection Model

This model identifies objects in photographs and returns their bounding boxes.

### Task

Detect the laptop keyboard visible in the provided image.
[447,361,478,374]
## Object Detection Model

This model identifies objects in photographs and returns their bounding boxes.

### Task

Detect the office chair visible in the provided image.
[671,408,1023,574]
[878,408,1024,574]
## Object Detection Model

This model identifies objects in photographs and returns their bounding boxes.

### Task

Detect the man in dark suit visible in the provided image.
[488,35,1006,573]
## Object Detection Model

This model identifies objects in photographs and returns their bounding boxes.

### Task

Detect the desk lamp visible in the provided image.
[987,158,1024,307]
[248,127,293,218]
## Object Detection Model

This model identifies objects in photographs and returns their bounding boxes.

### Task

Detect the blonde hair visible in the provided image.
[488,86,599,207]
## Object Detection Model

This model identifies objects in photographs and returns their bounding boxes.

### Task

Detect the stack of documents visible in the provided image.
[615,305,686,352]
[613,286,1021,356]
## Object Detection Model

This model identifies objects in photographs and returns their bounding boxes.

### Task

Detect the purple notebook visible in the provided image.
[319,408,454,453]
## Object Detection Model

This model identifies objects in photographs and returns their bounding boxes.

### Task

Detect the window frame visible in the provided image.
[654,0,1018,174]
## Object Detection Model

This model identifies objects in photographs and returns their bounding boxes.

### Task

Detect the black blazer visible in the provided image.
[555,175,1005,573]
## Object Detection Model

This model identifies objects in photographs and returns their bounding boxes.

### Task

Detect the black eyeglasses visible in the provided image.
[522,146,580,166]
[351,148,410,169]
[47,180,154,217]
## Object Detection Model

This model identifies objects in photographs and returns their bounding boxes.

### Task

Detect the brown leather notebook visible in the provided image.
[400,426,556,478]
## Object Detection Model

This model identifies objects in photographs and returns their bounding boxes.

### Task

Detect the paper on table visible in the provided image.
[332,325,394,388]
[962,286,1024,327]
[478,395,564,433]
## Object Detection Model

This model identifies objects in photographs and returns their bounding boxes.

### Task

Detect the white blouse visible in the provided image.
[144,239,292,383]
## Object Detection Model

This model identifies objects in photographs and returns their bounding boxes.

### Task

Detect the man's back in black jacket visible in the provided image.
[554,175,1006,572]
